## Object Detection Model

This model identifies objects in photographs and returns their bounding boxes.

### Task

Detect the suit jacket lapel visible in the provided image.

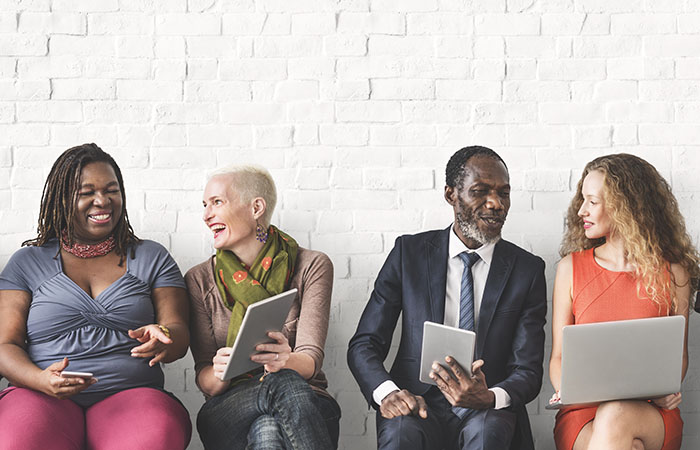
[476,240,515,358]
[427,227,450,323]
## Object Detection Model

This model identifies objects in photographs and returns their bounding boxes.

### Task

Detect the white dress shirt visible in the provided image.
[372,226,512,409]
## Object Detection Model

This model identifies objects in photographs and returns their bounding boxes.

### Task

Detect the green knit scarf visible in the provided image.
[215,225,298,347]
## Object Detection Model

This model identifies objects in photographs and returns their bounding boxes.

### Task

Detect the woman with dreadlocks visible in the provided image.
[0,144,191,449]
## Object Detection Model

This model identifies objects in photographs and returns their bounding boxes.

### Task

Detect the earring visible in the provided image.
[255,222,268,243]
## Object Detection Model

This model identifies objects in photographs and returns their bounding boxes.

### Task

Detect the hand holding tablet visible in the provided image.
[419,321,476,385]
[220,289,297,381]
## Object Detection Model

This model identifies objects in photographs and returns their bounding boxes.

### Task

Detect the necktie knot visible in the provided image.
[459,251,480,269]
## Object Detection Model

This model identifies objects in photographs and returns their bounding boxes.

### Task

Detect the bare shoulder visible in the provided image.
[555,254,573,279]
[669,262,690,286]
[669,262,691,315]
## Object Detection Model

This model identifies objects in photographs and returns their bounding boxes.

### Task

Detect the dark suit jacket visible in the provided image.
[347,227,547,449]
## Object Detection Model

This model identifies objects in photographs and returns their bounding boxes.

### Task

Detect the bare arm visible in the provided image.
[549,255,574,393]
[0,289,95,398]
[129,286,190,365]
[650,263,690,411]
[670,263,690,380]
[0,289,37,387]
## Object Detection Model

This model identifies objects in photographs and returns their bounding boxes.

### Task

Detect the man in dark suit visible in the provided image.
[347,146,547,450]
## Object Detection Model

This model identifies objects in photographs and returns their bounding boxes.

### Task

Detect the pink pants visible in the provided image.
[0,386,191,450]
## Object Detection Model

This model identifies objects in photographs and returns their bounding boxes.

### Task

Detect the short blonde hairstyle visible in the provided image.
[209,165,277,227]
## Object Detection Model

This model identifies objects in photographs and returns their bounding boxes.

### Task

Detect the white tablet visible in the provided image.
[419,321,476,385]
[221,288,297,381]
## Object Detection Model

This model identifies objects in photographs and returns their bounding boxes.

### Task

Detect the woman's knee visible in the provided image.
[594,400,638,425]
[632,438,645,450]
[265,369,307,390]
[86,388,191,450]
[263,369,315,407]
[0,387,84,450]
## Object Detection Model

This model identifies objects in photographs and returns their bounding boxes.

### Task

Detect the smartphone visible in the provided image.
[60,371,94,378]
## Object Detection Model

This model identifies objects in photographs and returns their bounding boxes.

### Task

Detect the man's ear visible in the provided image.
[251,197,267,221]
[444,185,456,206]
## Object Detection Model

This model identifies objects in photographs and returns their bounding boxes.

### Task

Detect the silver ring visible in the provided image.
[275,353,279,360]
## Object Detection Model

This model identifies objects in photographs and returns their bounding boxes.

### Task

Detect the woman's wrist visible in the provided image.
[157,322,189,362]
[200,365,231,397]
[284,352,316,380]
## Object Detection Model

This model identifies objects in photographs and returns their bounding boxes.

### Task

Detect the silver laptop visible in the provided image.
[546,315,685,409]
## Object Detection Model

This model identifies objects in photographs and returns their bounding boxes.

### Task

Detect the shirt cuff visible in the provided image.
[373,380,400,406]
[490,387,511,409]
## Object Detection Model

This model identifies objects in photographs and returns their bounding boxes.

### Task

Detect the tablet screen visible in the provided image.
[419,321,475,385]
[221,288,297,381]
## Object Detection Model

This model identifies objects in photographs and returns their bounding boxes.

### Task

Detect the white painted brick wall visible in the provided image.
[1,2,700,449]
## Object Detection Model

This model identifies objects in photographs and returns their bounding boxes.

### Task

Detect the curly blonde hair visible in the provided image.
[560,153,700,312]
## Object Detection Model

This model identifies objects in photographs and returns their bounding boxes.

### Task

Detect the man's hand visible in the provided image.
[430,357,495,409]
[380,389,428,419]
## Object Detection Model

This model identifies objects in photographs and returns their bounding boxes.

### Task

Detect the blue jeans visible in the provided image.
[197,369,340,450]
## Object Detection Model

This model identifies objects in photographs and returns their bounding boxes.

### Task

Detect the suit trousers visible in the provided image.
[376,387,516,450]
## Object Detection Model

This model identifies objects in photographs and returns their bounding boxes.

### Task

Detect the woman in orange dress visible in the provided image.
[549,154,699,450]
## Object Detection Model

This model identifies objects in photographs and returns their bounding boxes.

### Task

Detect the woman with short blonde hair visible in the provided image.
[186,165,340,449]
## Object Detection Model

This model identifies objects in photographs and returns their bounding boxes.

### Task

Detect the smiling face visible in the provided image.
[72,161,123,244]
[202,174,258,253]
[577,169,612,240]
[445,155,510,249]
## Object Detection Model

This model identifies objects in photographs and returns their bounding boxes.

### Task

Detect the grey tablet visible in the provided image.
[221,288,297,381]
[419,321,476,385]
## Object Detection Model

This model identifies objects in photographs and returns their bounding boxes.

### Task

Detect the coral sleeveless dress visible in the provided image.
[553,248,683,450]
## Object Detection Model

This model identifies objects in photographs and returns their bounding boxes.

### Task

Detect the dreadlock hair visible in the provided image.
[445,146,508,189]
[22,143,139,265]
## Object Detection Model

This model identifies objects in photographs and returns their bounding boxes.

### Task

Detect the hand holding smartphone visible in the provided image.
[60,370,95,379]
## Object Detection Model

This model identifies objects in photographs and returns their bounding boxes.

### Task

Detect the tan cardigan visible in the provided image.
[185,247,333,399]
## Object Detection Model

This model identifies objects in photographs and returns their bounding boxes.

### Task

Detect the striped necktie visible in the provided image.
[458,251,481,332]
[453,251,480,420]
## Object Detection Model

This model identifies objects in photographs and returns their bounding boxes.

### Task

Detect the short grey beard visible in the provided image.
[456,211,501,246]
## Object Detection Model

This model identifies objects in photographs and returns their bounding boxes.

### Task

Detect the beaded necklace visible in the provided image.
[61,230,116,258]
